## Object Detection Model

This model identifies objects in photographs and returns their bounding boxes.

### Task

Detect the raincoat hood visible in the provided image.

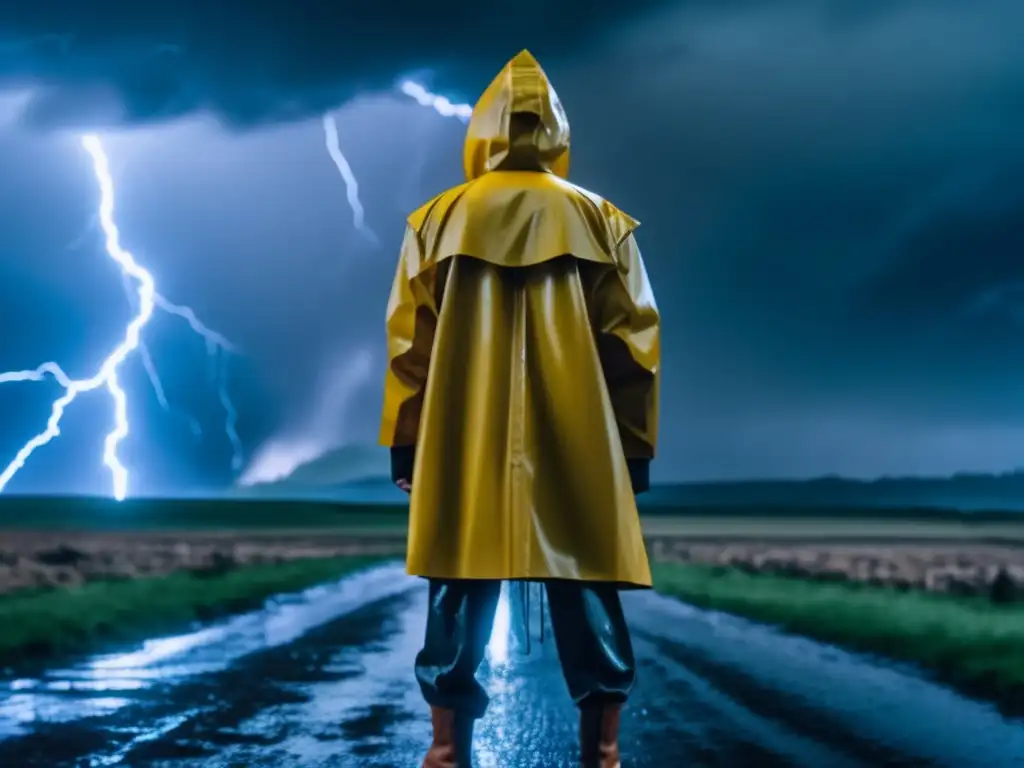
[463,49,571,182]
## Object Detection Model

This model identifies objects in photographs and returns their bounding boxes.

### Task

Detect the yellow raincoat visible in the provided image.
[380,50,660,588]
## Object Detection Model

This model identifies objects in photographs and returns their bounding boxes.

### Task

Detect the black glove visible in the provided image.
[627,457,650,494]
[390,445,415,486]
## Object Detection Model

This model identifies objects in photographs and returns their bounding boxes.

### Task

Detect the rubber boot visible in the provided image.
[423,707,474,767]
[579,703,622,768]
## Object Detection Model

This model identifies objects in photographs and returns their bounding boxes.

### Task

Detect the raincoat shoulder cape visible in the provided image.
[380,50,660,587]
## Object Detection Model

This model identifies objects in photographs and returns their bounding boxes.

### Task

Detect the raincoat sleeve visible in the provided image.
[379,226,439,482]
[592,232,660,492]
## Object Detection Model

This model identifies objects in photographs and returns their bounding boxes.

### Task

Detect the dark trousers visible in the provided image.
[415,579,637,719]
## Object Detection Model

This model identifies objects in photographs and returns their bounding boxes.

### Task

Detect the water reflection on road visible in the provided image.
[0,563,417,740]
[1,563,1024,766]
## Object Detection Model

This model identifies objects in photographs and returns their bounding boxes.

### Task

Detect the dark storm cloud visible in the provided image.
[863,165,1024,324]
[0,0,695,129]
[0,0,979,130]
[552,0,1024,475]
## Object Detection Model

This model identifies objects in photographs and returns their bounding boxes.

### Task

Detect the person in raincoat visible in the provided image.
[380,49,660,768]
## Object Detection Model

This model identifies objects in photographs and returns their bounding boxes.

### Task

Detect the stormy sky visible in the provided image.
[0,0,1022,494]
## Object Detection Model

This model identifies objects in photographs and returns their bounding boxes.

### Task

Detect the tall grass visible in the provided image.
[653,562,1024,710]
[0,555,387,664]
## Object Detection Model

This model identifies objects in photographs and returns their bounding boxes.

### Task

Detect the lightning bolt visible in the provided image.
[322,113,379,247]
[0,135,239,499]
[317,82,470,253]
[151,292,244,470]
[68,217,203,440]
[241,81,474,489]
[400,81,472,123]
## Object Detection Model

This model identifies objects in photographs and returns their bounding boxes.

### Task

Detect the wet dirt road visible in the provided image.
[2,562,1023,767]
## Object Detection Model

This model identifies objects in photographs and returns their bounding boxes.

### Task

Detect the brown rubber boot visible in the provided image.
[579,703,622,768]
[423,707,473,768]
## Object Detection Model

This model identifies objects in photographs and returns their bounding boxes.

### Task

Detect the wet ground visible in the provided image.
[1,562,1023,767]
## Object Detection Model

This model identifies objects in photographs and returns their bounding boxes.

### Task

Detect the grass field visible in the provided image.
[0,555,386,666]
[652,562,1024,713]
